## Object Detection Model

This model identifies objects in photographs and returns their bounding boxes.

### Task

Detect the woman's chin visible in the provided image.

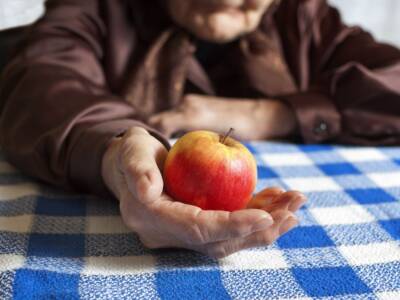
[190,11,260,43]
[195,30,242,43]
[191,16,247,43]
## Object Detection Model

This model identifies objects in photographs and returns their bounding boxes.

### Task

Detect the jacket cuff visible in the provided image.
[280,92,342,143]
[69,119,170,198]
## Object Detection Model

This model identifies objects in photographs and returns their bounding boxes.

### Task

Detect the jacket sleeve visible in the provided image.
[0,0,168,196]
[276,0,400,145]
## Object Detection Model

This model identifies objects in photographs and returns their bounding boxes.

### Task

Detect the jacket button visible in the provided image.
[314,120,329,135]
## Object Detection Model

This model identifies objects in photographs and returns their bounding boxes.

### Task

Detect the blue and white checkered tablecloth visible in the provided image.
[0,142,399,299]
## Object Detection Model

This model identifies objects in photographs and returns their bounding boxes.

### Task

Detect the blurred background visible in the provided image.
[0,0,400,47]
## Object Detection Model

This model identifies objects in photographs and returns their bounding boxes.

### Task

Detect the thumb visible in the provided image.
[119,129,168,203]
[130,163,163,201]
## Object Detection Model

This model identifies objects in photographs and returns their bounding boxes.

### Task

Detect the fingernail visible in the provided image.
[279,216,298,235]
[252,215,273,231]
[289,196,305,211]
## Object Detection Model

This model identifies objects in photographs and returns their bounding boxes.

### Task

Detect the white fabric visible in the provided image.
[329,0,400,46]
[0,0,44,30]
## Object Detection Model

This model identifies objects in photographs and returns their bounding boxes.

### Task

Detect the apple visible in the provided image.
[163,129,257,211]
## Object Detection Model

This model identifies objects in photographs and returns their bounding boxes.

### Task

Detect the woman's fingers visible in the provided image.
[253,189,307,213]
[257,187,286,197]
[151,197,274,245]
[201,210,298,259]
[134,191,303,256]
[247,186,285,208]
[287,192,307,212]
[146,189,305,251]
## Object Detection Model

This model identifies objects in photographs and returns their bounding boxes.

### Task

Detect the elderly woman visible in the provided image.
[0,0,399,257]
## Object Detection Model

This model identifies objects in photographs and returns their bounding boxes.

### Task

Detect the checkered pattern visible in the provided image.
[1,142,399,299]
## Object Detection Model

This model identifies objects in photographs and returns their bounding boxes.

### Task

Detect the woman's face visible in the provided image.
[166,0,275,43]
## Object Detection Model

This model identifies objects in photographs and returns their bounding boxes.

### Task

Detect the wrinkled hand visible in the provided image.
[148,94,297,141]
[102,127,306,258]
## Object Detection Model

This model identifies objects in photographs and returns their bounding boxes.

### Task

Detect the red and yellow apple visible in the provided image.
[163,129,257,211]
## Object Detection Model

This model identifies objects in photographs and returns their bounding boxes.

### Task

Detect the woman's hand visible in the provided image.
[148,94,297,140]
[101,127,306,258]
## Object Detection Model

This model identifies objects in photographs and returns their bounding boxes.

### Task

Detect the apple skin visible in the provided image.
[163,130,257,212]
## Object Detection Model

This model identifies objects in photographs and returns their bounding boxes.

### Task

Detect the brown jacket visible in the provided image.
[1,0,400,196]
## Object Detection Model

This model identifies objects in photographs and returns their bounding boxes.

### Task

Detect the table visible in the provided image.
[1,142,399,299]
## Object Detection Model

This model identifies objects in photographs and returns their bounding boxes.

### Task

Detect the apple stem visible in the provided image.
[220,128,234,144]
